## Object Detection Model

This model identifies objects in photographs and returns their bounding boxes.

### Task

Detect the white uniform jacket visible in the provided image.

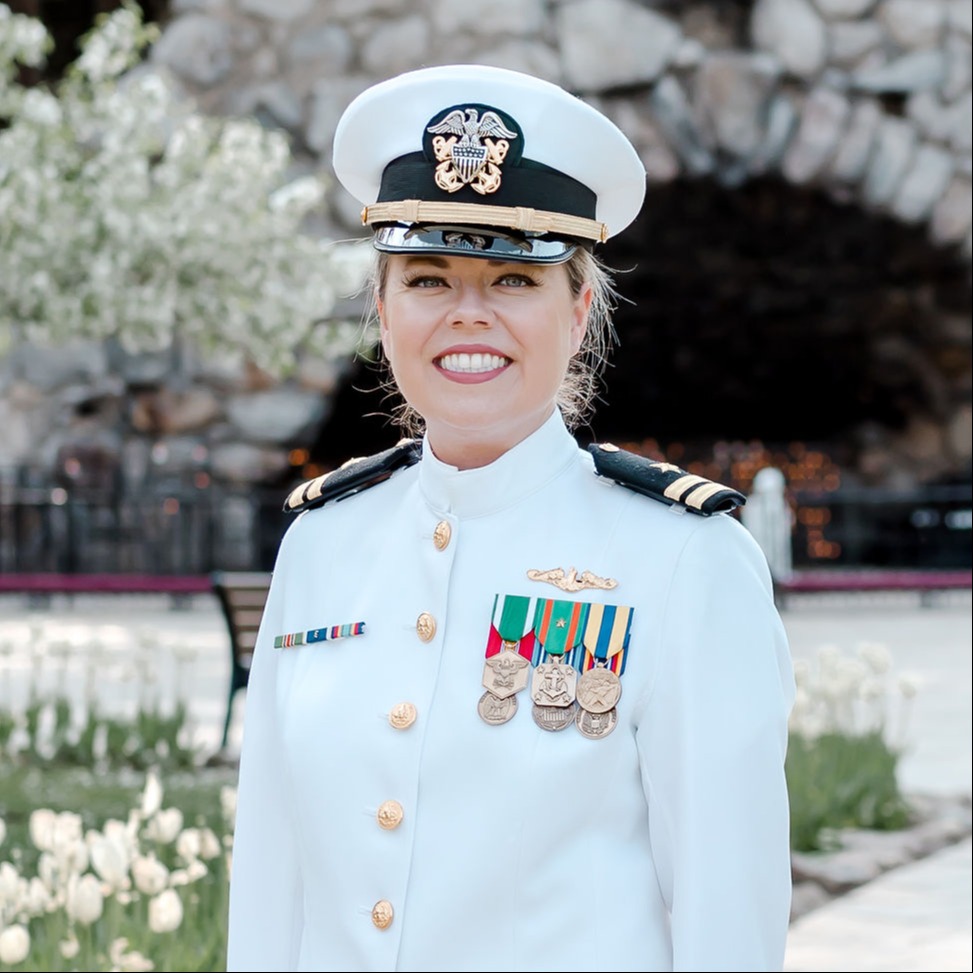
[226,410,796,973]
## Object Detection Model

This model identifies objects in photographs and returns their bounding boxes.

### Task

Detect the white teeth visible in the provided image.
[438,353,509,373]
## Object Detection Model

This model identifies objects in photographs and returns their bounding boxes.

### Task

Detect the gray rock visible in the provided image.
[947,0,973,36]
[890,142,955,222]
[862,116,918,206]
[831,101,881,182]
[811,0,877,17]
[239,0,314,21]
[827,20,885,66]
[9,341,109,391]
[752,0,828,79]
[287,23,354,70]
[306,76,374,155]
[942,34,972,101]
[430,0,545,36]
[470,42,562,84]
[782,87,851,183]
[951,91,973,152]
[150,14,234,88]
[878,0,947,49]
[751,93,800,173]
[360,16,431,76]
[694,52,781,160]
[557,0,682,91]
[854,49,947,93]
[930,176,973,243]
[225,387,328,444]
[649,75,714,176]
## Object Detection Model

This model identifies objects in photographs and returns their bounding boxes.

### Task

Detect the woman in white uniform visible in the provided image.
[226,64,795,973]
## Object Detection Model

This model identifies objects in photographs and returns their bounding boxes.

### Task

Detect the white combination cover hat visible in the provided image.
[332,64,647,263]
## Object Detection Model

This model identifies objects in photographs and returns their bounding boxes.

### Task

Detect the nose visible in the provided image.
[449,281,492,328]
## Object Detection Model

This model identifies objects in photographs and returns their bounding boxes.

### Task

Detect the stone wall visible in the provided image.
[2,0,970,566]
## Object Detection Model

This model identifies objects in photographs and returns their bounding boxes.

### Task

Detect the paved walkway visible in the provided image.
[0,587,970,972]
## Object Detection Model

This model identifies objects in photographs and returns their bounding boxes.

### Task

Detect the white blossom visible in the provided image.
[65,873,105,926]
[147,888,183,933]
[131,854,168,896]
[140,770,164,819]
[144,807,183,845]
[0,2,369,372]
[0,924,30,965]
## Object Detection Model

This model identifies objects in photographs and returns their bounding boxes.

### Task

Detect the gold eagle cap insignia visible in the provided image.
[526,567,618,593]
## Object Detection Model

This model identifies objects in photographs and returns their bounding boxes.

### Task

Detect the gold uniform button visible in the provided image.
[432,520,452,551]
[376,800,404,830]
[416,612,437,642]
[371,899,394,930]
[388,702,417,730]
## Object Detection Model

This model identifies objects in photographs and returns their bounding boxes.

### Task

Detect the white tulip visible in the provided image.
[66,873,105,925]
[140,770,164,818]
[109,937,156,972]
[197,827,221,861]
[147,887,184,933]
[144,808,183,845]
[176,827,201,862]
[131,854,169,896]
[59,934,80,959]
[0,924,30,965]
[0,861,19,903]
[87,831,130,891]
[29,808,57,852]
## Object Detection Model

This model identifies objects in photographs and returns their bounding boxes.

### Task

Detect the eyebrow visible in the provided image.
[401,256,511,268]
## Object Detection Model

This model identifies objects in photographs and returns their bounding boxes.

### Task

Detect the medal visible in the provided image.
[477,690,518,725]
[576,705,619,739]
[478,594,537,725]
[576,664,621,713]
[576,603,633,739]
[532,699,578,732]
[530,598,588,730]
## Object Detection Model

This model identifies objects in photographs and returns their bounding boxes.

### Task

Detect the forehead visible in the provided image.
[387,253,569,278]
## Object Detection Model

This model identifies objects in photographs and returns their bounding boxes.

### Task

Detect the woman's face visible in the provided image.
[377,253,591,467]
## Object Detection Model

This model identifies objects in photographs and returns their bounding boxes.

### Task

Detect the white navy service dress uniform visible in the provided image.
[227,64,796,973]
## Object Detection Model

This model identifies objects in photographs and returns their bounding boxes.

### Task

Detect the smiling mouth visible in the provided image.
[436,352,511,374]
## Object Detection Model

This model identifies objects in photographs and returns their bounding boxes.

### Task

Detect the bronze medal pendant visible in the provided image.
[478,690,518,726]
[530,659,578,732]
[576,705,619,740]
[532,700,578,732]
[478,596,539,726]
[576,665,622,714]
[575,603,634,740]
[481,648,530,700]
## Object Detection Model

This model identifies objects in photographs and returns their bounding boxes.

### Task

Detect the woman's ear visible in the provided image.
[570,283,593,356]
[376,293,391,357]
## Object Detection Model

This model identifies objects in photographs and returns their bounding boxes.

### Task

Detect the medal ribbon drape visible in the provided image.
[581,603,633,675]
[532,598,589,666]
[486,594,538,659]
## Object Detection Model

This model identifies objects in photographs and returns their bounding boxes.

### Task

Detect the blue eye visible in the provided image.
[405,275,446,288]
[496,273,536,287]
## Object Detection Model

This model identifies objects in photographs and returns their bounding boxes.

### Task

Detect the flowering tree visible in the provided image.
[0,2,370,374]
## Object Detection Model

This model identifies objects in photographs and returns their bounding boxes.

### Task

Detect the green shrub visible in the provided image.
[785,641,918,852]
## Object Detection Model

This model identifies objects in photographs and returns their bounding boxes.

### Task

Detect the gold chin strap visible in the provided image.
[361,200,608,244]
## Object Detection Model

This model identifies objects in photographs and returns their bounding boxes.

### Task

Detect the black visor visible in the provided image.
[372,224,580,264]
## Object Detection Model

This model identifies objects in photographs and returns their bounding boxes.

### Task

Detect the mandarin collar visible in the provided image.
[418,410,579,518]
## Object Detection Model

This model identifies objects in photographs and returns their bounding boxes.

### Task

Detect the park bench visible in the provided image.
[210,570,272,749]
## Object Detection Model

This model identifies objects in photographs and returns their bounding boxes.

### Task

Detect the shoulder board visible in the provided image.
[284,439,422,513]
[587,443,745,516]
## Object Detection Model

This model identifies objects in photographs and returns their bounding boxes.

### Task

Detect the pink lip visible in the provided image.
[433,344,512,385]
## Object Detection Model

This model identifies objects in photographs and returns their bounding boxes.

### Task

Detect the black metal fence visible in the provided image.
[0,480,291,575]
[0,475,970,575]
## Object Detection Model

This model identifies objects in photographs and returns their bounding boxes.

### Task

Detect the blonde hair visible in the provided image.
[367,246,619,436]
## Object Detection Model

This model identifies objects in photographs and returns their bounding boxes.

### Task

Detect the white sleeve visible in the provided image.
[636,514,796,972]
[226,525,304,972]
